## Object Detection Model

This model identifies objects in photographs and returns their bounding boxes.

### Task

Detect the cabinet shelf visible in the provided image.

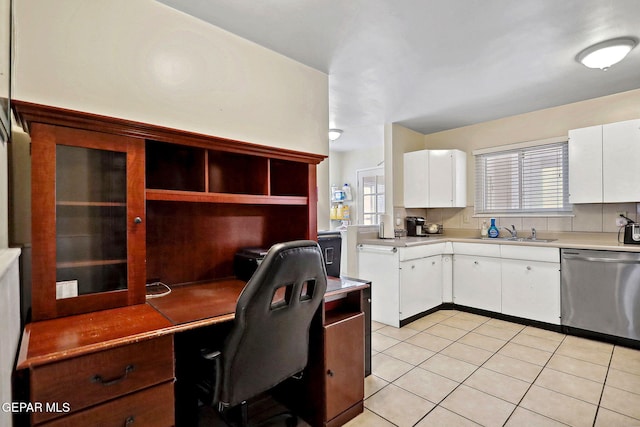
[145,189,308,205]
[57,201,127,207]
[57,259,127,269]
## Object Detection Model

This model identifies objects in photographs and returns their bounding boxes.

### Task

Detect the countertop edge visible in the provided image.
[358,233,640,252]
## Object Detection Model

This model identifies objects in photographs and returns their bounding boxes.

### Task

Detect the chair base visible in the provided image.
[217,395,298,427]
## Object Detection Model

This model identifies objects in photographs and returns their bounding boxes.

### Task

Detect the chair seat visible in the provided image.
[196,240,327,427]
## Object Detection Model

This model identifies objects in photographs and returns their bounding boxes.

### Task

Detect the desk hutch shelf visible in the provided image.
[13,100,325,321]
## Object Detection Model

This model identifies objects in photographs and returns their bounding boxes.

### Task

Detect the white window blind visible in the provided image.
[475,142,570,215]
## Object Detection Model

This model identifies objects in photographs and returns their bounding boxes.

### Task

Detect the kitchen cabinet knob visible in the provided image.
[134,217,143,224]
[432,261,436,265]
[327,369,334,377]
[125,416,135,426]
[526,266,532,270]
[474,261,479,265]
[411,265,415,269]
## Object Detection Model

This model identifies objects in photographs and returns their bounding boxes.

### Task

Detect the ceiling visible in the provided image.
[157,0,640,151]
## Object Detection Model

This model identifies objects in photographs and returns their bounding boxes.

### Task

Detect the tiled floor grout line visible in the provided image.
[391,315,556,424]
[370,314,492,425]
[592,347,615,427]
[501,332,572,426]
[369,312,640,426]
[409,316,497,426]
[434,316,543,427]
[468,320,634,425]
[385,314,525,426]
[493,336,640,425]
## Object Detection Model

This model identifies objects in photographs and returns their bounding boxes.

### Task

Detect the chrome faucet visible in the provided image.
[503,224,517,238]
[530,227,537,240]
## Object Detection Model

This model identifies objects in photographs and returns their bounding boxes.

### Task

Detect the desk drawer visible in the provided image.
[31,335,174,424]
[40,382,174,427]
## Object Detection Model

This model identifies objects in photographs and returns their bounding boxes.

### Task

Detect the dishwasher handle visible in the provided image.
[562,253,640,264]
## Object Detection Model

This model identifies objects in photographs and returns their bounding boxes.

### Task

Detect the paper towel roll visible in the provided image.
[379,214,395,239]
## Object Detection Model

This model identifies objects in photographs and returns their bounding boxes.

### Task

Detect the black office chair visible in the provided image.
[198,240,328,426]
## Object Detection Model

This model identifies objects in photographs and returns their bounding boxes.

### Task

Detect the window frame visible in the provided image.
[357,167,385,225]
[474,138,571,216]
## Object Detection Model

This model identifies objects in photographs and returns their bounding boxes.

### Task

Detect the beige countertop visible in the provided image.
[359,229,640,252]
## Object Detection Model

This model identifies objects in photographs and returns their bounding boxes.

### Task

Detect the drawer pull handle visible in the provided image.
[92,364,135,386]
[125,416,135,426]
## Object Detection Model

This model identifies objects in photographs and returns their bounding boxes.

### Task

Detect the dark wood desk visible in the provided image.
[16,277,369,426]
[147,279,245,327]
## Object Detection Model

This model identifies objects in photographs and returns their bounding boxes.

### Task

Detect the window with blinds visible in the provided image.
[475,142,570,215]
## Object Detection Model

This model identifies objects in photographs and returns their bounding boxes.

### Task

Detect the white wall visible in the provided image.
[388,123,425,213]
[0,142,7,248]
[13,0,328,157]
[317,159,330,231]
[12,0,330,228]
[0,248,21,427]
[330,144,384,226]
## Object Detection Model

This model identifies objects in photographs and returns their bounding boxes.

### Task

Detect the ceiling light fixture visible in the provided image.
[328,129,343,141]
[576,37,637,70]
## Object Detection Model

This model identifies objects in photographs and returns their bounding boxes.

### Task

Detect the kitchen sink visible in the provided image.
[478,237,557,243]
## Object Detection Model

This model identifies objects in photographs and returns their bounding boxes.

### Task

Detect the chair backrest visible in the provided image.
[219,240,328,407]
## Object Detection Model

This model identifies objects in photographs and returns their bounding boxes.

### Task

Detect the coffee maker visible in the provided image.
[406,216,427,237]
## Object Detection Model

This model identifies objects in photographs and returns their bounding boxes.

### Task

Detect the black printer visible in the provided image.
[233,247,269,281]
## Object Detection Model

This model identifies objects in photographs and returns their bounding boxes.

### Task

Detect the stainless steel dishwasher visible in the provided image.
[561,249,640,341]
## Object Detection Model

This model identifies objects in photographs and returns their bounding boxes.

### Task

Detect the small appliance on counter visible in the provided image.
[425,223,443,234]
[406,216,427,236]
[620,214,640,245]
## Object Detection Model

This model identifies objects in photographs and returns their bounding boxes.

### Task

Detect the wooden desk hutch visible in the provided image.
[13,101,366,426]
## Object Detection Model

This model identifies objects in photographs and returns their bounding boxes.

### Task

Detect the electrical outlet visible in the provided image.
[56,280,78,300]
[616,211,628,227]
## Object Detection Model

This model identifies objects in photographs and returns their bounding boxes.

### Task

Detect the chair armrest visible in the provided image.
[201,350,221,361]
[198,349,222,406]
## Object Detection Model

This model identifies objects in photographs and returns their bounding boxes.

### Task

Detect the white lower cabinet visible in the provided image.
[452,254,501,312]
[441,255,453,303]
[358,241,561,327]
[358,244,444,327]
[357,245,401,327]
[501,259,561,324]
[400,255,442,320]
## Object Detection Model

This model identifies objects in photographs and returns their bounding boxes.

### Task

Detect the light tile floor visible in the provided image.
[345,309,640,427]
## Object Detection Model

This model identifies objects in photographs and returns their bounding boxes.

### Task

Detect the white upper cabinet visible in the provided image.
[404,149,466,208]
[603,120,640,203]
[403,150,430,207]
[569,119,640,203]
[568,125,602,204]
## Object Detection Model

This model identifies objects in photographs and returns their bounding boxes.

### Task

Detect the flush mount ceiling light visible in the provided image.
[576,37,637,70]
[328,129,343,141]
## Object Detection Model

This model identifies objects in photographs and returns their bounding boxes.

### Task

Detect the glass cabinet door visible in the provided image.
[55,145,128,297]
[30,124,145,320]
